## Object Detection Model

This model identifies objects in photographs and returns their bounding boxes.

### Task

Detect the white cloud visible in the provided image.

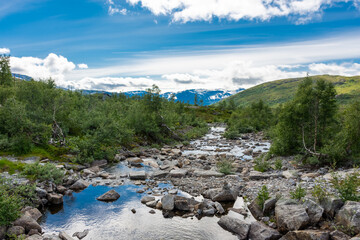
[107,0,127,15]
[77,63,89,69]
[0,48,10,54]
[309,62,360,75]
[125,0,357,23]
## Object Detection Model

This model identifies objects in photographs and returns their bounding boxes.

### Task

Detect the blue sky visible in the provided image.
[1,0,360,92]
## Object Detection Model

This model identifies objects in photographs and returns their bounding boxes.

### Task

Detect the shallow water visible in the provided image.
[41,184,238,240]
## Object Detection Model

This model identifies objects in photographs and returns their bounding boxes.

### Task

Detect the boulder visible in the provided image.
[335,201,360,234]
[146,200,158,208]
[26,234,43,240]
[214,202,225,214]
[7,226,25,236]
[169,169,188,178]
[72,229,89,239]
[35,187,47,198]
[161,195,175,211]
[69,180,89,191]
[91,159,107,167]
[13,215,42,233]
[248,199,264,220]
[47,193,63,205]
[203,183,238,202]
[193,170,224,178]
[59,231,75,240]
[320,198,344,218]
[303,198,324,225]
[248,221,282,240]
[282,170,299,179]
[280,230,329,240]
[96,190,120,202]
[174,197,191,211]
[56,186,67,194]
[23,207,42,221]
[28,229,40,236]
[129,171,146,180]
[330,230,351,240]
[275,204,309,232]
[127,157,143,167]
[263,197,277,214]
[218,216,250,240]
[141,196,155,204]
[43,234,62,240]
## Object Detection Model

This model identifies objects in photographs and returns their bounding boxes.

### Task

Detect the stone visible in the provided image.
[161,195,175,211]
[72,229,89,239]
[0,226,7,240]
[91,159,107,167]
[335,201,360,234]
[248,221,282,240]
[203,207,216,216]
[96,190,120,202]
[280,230,329,240]
[43,234,62,240]
[330,230,351,240]
[275,204,309,232]
[26,234,43,240]
[263,197,277,214]
[214,202,225,214]
[129,171,146,180]
[47,193,63,205]
[149,210,156,214]
[156,201,162,209]
[69,180,89,191]
[28,229,39,236]
[282,170,299,179]
[151,170,168,178]
[56,186,67,194]
[7,226,25,236]
[320,198,344,218]
[141,196,155,204]
[23,207,42,221]
[131,208,136,213]
[248,199,264,220]
[171,149,181,155]
[127,157,143,167]
[303,198,324,225]
[59,231,75,240]
[218,216,250,240]
[36,187,47,198]
[169,169,188,178]
[174,198,191,211]
[203,184,238,202]
[13,215,42,233]
[146,200,158,208]
[193,170,224,178]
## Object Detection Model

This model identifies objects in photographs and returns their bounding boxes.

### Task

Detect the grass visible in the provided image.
[217,75,360,108]
[216,159,234,175]
[0,159,25,174]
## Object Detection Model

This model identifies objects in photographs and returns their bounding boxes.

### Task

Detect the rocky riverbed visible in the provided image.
[1,124,360,240]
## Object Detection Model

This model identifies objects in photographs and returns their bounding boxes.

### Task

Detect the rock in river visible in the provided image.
[97,190,120,202]
[161,195,175,211]
[69,180,90,191]
[218,216,250,240]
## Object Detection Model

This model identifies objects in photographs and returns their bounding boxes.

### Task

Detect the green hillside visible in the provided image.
[219,75,360,107]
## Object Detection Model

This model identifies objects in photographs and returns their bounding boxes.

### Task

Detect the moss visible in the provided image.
[0,159,25,174]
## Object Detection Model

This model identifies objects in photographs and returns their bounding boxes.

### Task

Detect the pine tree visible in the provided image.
[0,55,13,86]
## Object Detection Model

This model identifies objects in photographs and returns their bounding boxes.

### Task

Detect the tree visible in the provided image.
[0,55,12,86]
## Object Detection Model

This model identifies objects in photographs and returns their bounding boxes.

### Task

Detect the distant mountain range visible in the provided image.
[12,73,243,105]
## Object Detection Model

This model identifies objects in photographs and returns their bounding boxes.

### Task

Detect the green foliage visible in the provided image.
[254,156,271,172]
[273,158,283,170]
[0,159,24,174]
[330,171,360,201]
[256,185,270,208]
[311,181,329,202]
[22,162,64,184]
[0,55,13,86]
[290,185,306,200]
[216,159,234,175]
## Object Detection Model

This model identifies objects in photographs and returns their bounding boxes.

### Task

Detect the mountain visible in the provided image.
[12,73,32,81]
[217,75,360,107]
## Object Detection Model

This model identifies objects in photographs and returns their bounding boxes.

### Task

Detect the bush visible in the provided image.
[22,162,64,184]
[311,181,329,202]
[0,159,24,174]
[330,171,360,201]
[274,159,282,170]
[256,185,270,208]
[290,185,306,200]
[216,159,234,175]
[254,157,271,172]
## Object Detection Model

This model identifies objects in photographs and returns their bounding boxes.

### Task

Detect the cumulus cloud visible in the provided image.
[0,48,10,54]
[77,63,89,69]
[125,0,357,23]
[107,0,127,15]
[309,62,360,75]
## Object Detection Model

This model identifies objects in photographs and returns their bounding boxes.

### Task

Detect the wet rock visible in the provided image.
[131,209,136,213]
[248,199,264,220]
[275,204,309,232]
[335,201,360,234]
[330,230,351,240]
[193,170,224,178]
[280,230,329,240]
[13,215,42,233]
[161,195,175,211]
[321,198,344,218]
[169,169,188,178]
[72,229,89,239]
[146,200,158,208]
[96,190,120,202]
[59,231,75,240]
[141,196,155,204]
[47,193,63,205]
[248,221,282,240]
[7,226,25,236]
[218,216,250,240]
[69,180,89,191]
[23,207,42,221]
[303,198,324,225]
[129,171,147,180]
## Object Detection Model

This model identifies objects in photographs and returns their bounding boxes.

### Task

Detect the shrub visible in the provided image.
[330,170,360,201]
[311,181,329,202]
[254,157,271,172]
[216,159,234,175]
[290,185,306,200]
[22,162,64,184]
[256,185,270,208]
[0,159,24,174]
[274,159,282,170]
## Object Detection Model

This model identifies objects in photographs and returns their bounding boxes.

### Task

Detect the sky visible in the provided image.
[1,0,360,92]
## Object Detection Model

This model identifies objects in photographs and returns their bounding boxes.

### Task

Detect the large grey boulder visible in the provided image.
[263,197,277,214]
[202,183,238,202]
[320,197,344,218]
[26,234,43,240]
[7,226,25,236]
[13,215,42,233]
[275,204,309,232]
[141,196,155,204]
[161,195,175,211]
[23,207,42,221]
[303,198,324,225]
[335,201,360,234]
[248,221,282,240]
[248,199,263,220]
[69,180,89,191]
[96,190,120,202]
[218,216,250,240]
[47,193,63,205]
[280,230,329,240]
[72,229,89,239]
